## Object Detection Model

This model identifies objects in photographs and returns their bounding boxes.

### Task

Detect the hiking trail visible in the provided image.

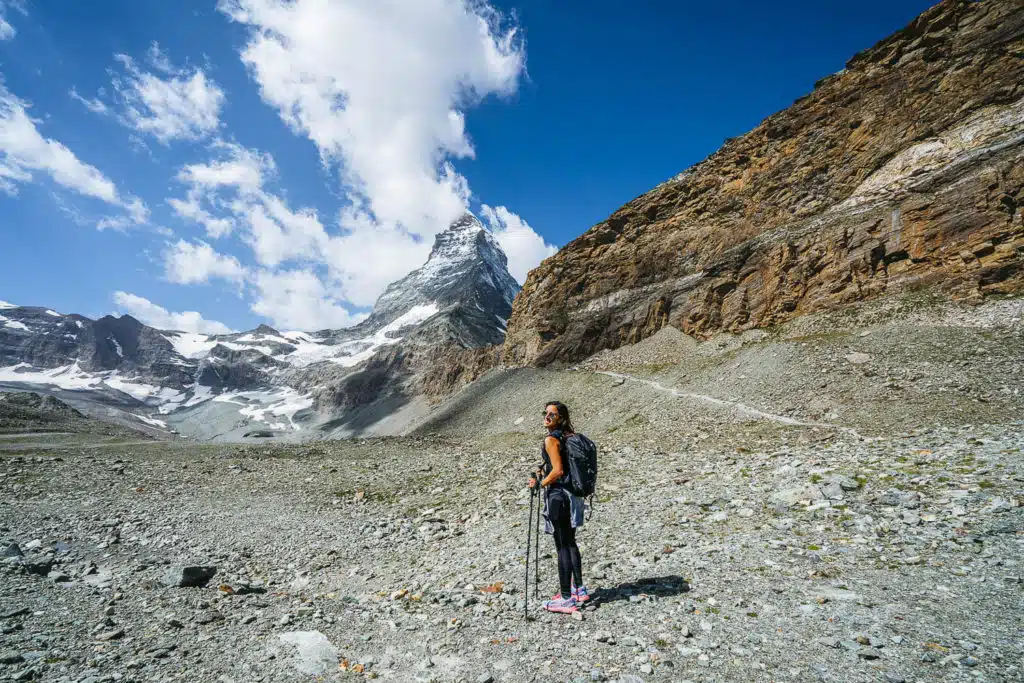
[595,371,865,438]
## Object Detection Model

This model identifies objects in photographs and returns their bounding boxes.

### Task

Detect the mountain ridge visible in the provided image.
[502,0,1024,367]
[0,213,519,440]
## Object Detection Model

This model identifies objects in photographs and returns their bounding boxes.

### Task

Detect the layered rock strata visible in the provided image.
[504,0,1024,366]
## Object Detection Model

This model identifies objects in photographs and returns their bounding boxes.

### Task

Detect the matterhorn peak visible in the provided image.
[364,213,520,345]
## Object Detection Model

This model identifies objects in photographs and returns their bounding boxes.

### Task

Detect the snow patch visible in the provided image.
[163,332,216,359]
[134,414,168,429]
[109,336,124,358]
[235,333,294,346]
[217,341,276,357]
[45,309,61,317]
[0,315,29,331]
[322,303,440,368]
[213,388,313,431]
[0,363,102,391]
[381,303,440,334]
[182,385,214,408]
[0,362,186,409]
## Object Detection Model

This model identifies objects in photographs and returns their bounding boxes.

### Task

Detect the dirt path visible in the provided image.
[596,370,865,438]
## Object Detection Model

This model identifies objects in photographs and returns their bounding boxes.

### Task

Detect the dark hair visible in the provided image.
[545,401,575,434]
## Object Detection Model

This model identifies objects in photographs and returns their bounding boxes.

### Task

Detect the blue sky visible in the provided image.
[0,0,935,333]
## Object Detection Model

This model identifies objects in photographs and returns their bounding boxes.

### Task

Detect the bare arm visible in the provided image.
[540,436,564,488]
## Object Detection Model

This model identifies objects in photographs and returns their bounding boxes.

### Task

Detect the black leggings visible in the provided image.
[548,489,582,596]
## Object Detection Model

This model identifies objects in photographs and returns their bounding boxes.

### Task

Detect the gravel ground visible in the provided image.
[1,420,1021,683]
[1,295,1021,683]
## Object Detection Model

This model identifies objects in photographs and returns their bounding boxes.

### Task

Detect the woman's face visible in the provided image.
[543,405,560,430]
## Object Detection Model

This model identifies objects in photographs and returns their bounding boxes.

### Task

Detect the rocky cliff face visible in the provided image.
[504,0,1024,366]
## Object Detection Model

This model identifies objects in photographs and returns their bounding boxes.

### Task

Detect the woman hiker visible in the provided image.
[528,401,589,613]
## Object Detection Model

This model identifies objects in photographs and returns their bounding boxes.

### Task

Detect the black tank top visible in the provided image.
[541,429,572,489]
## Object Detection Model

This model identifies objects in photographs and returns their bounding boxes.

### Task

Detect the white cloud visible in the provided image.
[164,239,246,285]
[0,83,148,223]
[108,43,225,144]
[169,141,273,238]
[323,207,432,307]
[480,204,557,283]
[113,291,233,334]
[218,0,524,244]
[167,194,234,238]
[177,141,271,194]
[250,269,364,330]
[156,1,537,331]
[69,88,110,115]
[0,1,25,41]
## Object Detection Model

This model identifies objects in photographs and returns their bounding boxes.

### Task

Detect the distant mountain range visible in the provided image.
[0,213,519,440]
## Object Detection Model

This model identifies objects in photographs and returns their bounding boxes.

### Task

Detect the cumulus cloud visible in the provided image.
[96,43,225,144]
[177,141,271,194]
[112,291,233,334]
[166,194,233,238]
[218,0,524,243]
[480,204,557,283]
[250,269,365,330]
[156,2,548,330]
[163,239,246,285]
[0,83,148,224]
[168,141,273,237]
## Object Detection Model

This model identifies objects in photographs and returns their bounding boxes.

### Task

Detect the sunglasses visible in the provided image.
[543,411,558,418]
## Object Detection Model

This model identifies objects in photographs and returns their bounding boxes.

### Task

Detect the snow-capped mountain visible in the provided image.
[0,213,520,440]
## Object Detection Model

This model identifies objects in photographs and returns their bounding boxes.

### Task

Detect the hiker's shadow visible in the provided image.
[587,575,690,609]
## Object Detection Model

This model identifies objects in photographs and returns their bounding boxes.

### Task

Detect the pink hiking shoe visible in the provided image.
[542,593,578,614]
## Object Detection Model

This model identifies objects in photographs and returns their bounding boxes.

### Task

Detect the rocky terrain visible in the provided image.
[0,214,518,441]
[1,291,1021,683]
[2,3,1023,681]
[0,389,136,438]
[503,0,1024,367]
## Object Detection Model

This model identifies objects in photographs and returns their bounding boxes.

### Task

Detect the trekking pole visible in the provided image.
[524,482,535,620]
[534,482,541,599]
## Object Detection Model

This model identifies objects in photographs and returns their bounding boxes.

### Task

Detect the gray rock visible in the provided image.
[0,651,24,665]
[165,565,217,588]
[837,476,860,491]
[96,628,124,641]
[772,485,824,506]
[275,631,338,676]
[47,569,71,583]
[20,555,53,576]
